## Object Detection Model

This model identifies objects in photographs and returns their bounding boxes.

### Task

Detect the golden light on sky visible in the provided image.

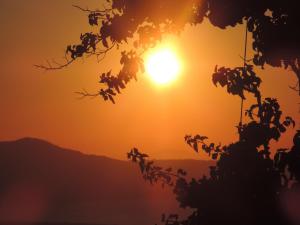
[145,47,181,85]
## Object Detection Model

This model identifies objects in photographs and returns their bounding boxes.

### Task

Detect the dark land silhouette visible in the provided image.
[0,138,213,225]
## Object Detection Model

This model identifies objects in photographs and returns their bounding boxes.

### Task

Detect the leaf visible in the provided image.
[139,163,144,173]
[108,95,115,104]
[193,142,198,152]
[279,124,286,133]
[197,135,208,141]
[102,38,109,48]
[209,143,215,149]
[286,116,296,128]
[214,65,218,72]
[212,153,218,160]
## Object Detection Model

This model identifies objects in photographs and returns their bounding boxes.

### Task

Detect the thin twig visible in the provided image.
[75,89,99,99]
[289,81,300,92]
[72,5,111,14]
[238,55,253,62]
[239,19,249,126]
[34,57,75,71]
[35,43,116,71]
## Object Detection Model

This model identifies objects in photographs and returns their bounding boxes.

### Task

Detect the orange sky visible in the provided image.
[0,0,299,160]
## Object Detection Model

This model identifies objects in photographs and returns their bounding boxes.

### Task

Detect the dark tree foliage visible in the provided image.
[38,1,300,225]
[128,69,299,225]
[37,0,300,99]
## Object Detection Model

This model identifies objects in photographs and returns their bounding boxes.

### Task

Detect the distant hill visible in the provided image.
[0,138,213,225]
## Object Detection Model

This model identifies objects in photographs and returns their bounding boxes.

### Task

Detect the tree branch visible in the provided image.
[289,59,300,95]
[289,81,300,93]
[75,89,99,99]
[72,4,111,14]
[35,43,116,71]
[34,55,75,71]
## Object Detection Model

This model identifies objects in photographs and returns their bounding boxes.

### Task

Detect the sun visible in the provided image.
[145,47,181,85]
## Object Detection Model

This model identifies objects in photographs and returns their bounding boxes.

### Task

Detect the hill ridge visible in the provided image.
[0,137,213,225]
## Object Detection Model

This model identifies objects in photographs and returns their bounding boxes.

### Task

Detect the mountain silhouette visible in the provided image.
[0,138,213,225]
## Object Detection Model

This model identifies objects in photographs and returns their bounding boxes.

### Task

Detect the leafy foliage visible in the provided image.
[128,59,298,225]
[127,148,186,187]
[212,65,261,100]
[37,0,300,98]
[85,0,300,95]
[98,51,144,103]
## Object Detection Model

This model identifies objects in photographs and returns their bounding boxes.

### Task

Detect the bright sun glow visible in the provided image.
[145,48,181,85]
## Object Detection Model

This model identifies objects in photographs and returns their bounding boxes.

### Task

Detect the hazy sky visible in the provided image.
[0,0,299,160]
